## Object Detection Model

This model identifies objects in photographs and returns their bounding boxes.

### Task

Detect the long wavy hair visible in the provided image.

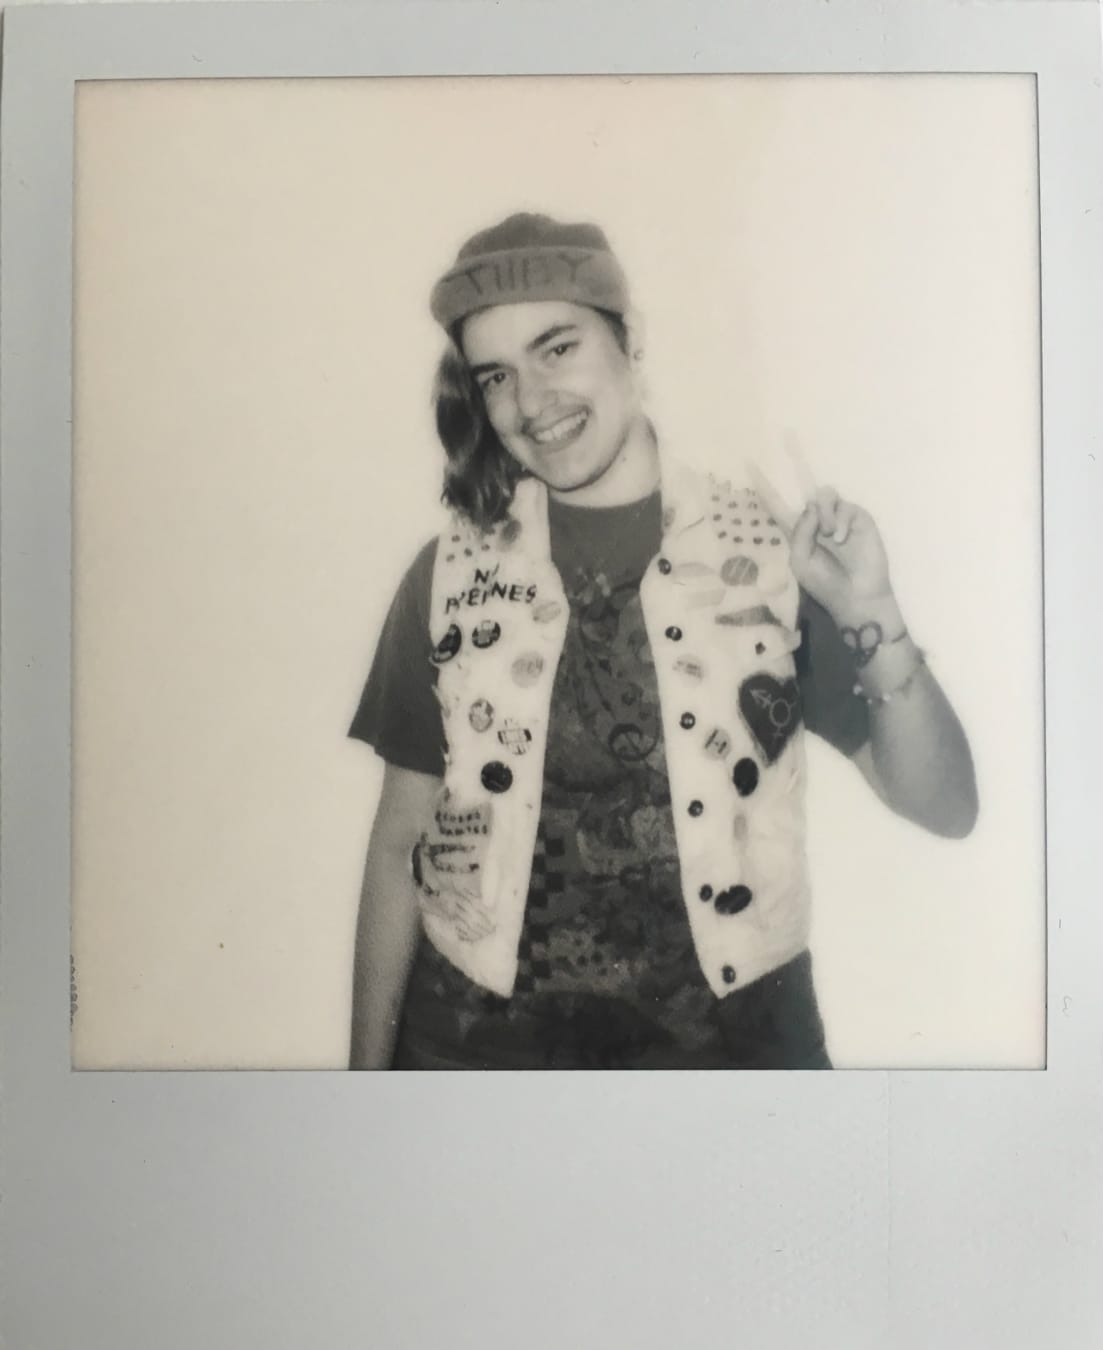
[434,308,631,533]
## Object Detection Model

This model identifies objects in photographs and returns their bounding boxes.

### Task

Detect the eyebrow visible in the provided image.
[469,323,581,379]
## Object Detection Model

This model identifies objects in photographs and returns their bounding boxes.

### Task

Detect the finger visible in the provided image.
[811,485,841,536]
[783,430,820,503]
[747,459,800,537]
[789,504,819,573]
[831,500,860,545]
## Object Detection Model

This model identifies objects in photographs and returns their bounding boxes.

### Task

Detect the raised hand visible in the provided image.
[748,459,896,628]
[788,487,894,623]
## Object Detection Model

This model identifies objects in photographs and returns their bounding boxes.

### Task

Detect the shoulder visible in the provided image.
[391,535,440,616]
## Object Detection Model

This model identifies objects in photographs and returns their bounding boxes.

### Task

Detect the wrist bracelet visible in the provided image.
[840,620,909,668]
[852,650,928,705]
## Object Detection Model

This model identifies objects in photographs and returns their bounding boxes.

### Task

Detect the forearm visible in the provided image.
[349,849,422,1070]
[837,594,978,838]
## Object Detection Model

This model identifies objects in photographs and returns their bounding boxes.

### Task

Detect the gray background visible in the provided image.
[3,2,1102,1347]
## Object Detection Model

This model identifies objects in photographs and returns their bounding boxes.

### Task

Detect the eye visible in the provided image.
[547,341,577,360]
[478,371,508,394]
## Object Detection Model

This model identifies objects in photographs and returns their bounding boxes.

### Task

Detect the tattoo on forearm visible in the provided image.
[840,619,907,667]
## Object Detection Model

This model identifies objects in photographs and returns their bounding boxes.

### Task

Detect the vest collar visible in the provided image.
[507,449,712,554]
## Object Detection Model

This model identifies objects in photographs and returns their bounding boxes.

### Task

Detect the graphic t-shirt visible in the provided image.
[349,490,870,1069]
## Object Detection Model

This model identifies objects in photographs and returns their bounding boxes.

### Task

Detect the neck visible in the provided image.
[546,415,660,509]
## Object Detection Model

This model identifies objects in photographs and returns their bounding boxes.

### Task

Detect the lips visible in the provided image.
[528,409,589,448]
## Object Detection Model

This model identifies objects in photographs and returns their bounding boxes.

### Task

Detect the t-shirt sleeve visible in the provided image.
[794,590,871,757]
[347,537,446,777]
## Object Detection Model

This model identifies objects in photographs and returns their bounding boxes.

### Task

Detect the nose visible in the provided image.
[514,363,553,422]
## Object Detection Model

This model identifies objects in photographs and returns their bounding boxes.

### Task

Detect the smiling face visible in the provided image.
[460,301,655,505]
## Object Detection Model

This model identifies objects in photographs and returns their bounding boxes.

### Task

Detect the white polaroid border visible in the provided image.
[2,2,1101,1346]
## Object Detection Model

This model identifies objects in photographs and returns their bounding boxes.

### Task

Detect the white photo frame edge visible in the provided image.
[2,3,1102,1348]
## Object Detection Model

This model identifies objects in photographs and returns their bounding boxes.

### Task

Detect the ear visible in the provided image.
[622,308,649,400]
[624,307,647,364]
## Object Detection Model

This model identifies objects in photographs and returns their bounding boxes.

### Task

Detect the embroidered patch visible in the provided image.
[468,699,494,733]
[673,656,706,681]
[715,605,781,628]
[472,620,501,649]
[720,555,759,587]
[431,623,462,664]
[416,804,495,942]
[511,652,544,687]
[671,561,715,581]
[425,841,480,875]
[738,675,802,763]
[607,721,659,763]
[434,801,491,838]
[417,881,496,944]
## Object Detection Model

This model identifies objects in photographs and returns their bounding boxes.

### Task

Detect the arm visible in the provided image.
[349,762,441,1070]
[791,489,978,839]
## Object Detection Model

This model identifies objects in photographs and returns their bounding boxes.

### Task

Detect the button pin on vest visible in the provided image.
[468,699,495,732]
[688,800,704,817]
[480,761,513,794]
[472,620,501,649]
[698,884,713,901]
[679,712,696,730]
[665,626,683,641]
[732,757,760,796]
[722,965,737,985]
[432,624,463,664]
[658,557,672,575]
[511,652,545,687]
[715,884,753,916]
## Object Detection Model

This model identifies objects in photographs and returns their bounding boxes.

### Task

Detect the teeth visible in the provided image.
[532,412,587,445]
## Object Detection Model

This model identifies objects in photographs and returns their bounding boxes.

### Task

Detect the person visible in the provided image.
[348,212,977,1071]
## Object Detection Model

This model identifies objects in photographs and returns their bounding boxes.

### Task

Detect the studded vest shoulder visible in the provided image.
[415,462,813,998]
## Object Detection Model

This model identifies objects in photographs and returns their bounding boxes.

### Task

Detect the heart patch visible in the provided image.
[738,674,802,764]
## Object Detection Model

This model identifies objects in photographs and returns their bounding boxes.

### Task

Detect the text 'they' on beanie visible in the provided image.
[429,212,631,333]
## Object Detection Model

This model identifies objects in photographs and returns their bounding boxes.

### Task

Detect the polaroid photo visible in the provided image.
[2,2,1101,1347]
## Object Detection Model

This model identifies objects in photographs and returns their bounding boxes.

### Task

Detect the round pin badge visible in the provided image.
[511,652,544,687]
[703,728,732,759]
[431,623,462,664]
[732,757,760,796]
[468,698,494,733]
[714,884,754,916]
[480,761,513,794]
[472,620,501,649]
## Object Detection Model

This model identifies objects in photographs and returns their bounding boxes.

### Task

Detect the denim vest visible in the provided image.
[415,461,812,998]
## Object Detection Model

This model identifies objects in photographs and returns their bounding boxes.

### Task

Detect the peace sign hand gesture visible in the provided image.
[749,463,897,628]
[789,486,894,623]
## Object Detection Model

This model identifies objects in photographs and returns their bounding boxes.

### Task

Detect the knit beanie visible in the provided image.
[429,212,631,332]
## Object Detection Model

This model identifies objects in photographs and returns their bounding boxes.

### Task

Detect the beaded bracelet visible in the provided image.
[852,650,928,705]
